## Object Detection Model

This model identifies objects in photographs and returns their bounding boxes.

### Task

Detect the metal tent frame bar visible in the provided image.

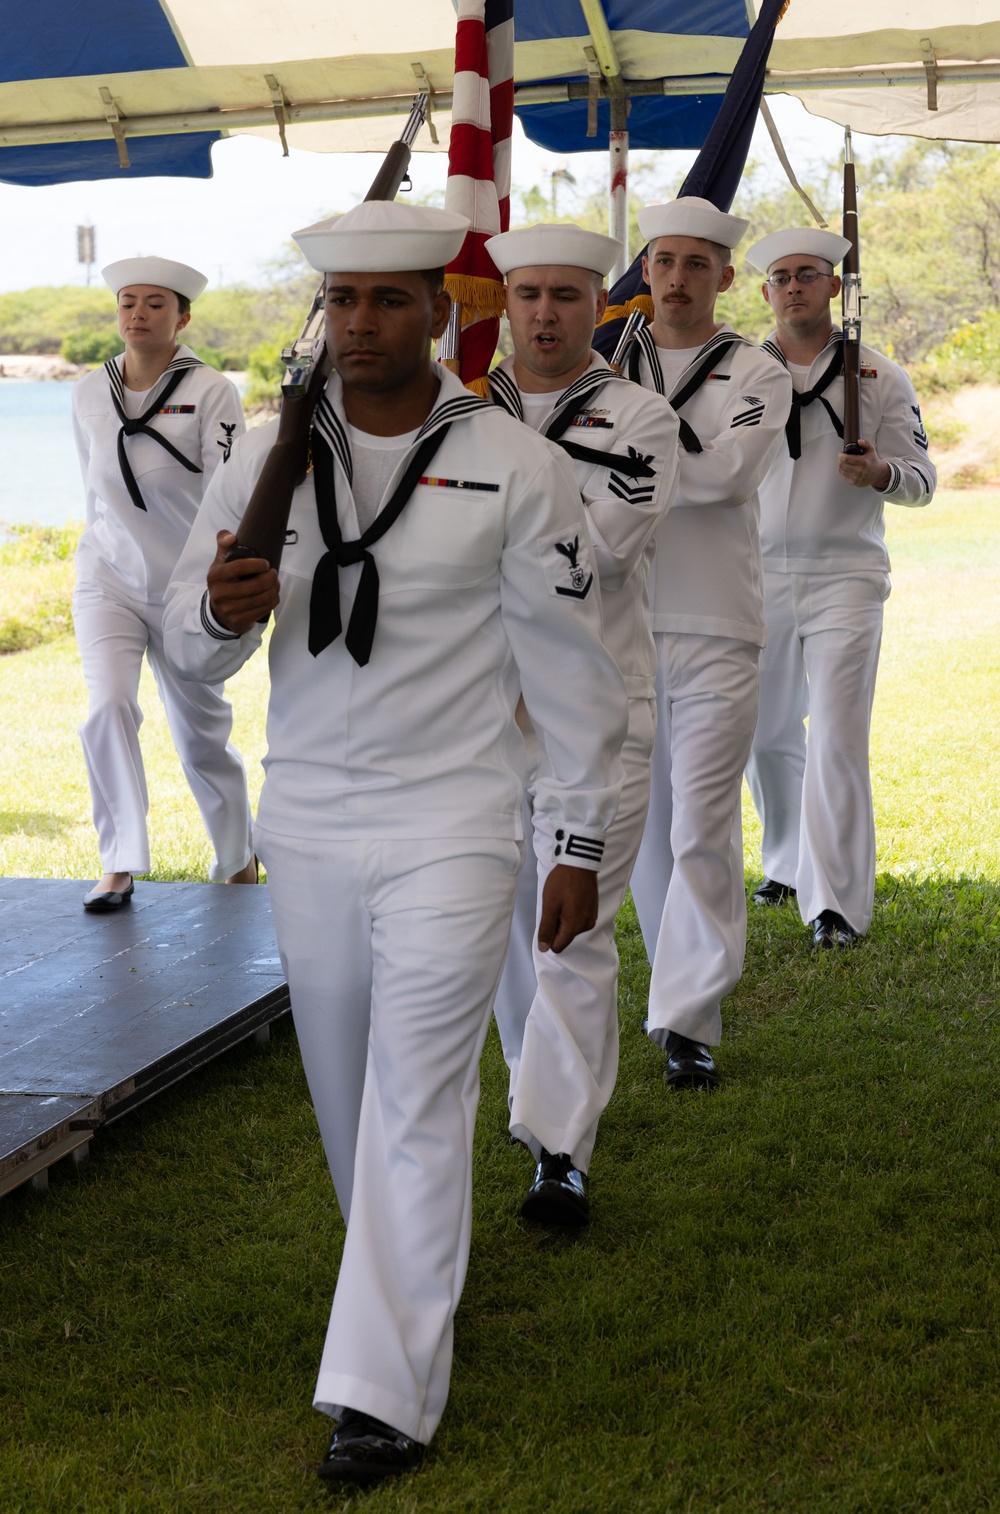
[4,62,1000,152]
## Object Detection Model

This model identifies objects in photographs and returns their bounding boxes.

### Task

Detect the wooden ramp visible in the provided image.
[0,879,289,1198]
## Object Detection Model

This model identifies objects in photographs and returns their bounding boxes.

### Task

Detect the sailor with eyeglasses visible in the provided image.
[743,228,936,949]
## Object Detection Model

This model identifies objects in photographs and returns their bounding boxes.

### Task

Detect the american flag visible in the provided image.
[444,0,514,393]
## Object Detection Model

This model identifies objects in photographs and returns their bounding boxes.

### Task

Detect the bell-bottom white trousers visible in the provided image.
[630,634,760,1049]
[256,826,522,1446]
[72,584,254,879]
[492,696,655,1172]
[745,569,888,935]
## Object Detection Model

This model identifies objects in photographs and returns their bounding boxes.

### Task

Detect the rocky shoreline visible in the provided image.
[0,354,84,381]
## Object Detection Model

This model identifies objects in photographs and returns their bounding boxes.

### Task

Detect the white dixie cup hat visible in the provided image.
[292,201,471,273]
[744,227,853,274]
[485,222,622,277]
[102,256,209,300]
[637,196,750,252]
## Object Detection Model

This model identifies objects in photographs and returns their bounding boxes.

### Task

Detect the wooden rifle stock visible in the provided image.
[842,128,864,455]
[225,357,330,571]
[226,95,428,577]
[364,140,413,204]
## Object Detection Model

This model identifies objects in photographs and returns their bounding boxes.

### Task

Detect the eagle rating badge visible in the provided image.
[541,533,594,601]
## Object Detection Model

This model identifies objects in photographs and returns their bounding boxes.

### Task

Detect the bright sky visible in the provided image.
[0,97,886,294]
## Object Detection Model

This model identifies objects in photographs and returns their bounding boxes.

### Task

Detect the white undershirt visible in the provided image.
[122,385,153,418]
[517,385,568,433]
[347,425,420,536]
[655,344,704,396]
[786,361,811,394]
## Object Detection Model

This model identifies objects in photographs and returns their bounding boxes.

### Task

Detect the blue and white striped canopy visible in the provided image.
[3,1,1000,186]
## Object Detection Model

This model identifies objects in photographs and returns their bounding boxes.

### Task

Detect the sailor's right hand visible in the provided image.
[207,530,280,634]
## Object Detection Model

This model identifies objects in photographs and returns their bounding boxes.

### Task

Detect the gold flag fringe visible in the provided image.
[444,272,506,322]
[464,374,492,399]
[599,294,654,326]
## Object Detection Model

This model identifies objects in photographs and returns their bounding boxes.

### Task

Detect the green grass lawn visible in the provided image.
[1,491,998,1512]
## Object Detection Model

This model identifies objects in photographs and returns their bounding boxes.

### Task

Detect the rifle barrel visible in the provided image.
[227,95,429,575]
[842,128,864,454]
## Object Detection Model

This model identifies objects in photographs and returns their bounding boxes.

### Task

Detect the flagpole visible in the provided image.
[580,0,630,288]
[609,89,629,287]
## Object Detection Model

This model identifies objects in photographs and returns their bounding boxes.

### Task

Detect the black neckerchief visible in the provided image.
[105,358,202,511]
[488,365,655,480]
[308,422,451,666]
[784,345,845,459]
[628,329,741,453]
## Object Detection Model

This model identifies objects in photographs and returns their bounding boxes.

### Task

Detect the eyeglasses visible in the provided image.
[765,267,833,288]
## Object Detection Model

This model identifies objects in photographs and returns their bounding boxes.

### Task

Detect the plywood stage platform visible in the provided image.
[0,879,290,1198]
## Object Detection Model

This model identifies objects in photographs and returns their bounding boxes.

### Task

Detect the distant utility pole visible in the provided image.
[550,167,576,218]
[77,224,96,286]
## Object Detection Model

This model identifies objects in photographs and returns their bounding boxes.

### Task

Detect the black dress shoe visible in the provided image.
[810,910,860,950]
[82,877,134,911]
[751,877,796,905]
[664,1031,720,1090]
[520,1150,589,1227]
[317,1409,424,1484]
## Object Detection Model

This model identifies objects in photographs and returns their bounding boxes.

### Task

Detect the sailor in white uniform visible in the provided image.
[625,198,792,1086]
[162,203,627,1485]
[71,255,254,908]
[486,222,680,1223]
[743,228,935,946]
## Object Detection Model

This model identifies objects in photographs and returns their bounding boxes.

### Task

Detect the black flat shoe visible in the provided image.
[83,877,134,911]
[664,1031,720,1090]
[810,910,860,950]
[752,877,796,905]
[520,1150,589,1227]
[317,1409,423,1484]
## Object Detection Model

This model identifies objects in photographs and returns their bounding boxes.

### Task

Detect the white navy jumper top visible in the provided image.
[163,365,628,860]
[629,322,793,646]
[71,345,246,604]
[757,329,936,576]
[489,352,680,697]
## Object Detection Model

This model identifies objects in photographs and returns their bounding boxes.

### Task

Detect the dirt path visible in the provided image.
[928,383,1000,487]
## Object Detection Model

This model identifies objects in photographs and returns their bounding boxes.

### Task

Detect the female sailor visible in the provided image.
[71,255,255,908]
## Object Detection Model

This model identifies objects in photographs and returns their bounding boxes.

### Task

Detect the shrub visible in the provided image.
[61,329,123,365]
[0,521,83,564]
[244,340,285,410]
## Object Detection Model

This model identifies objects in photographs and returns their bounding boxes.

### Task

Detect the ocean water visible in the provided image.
[0,381,83,529]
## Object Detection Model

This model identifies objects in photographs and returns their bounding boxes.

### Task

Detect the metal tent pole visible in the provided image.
[579,0,629,283]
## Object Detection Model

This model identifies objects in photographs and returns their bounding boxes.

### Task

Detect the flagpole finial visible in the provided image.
[844,125,854,164]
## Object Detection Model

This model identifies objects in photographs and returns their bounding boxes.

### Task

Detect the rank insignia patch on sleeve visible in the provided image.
[218,422,238,462]
[731,395,766,429]
[541,533,595,600]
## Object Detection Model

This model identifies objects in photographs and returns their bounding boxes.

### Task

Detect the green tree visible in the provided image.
[61,329,123,365]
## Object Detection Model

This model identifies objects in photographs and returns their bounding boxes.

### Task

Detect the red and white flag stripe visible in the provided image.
[444,0,513,385]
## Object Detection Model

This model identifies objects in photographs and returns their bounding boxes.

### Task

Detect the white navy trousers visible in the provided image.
[745,568,888,935]
[72,583,253,879]
[256,825,522,1447]
[493,696,655,1172]
[630,633,760,1048]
